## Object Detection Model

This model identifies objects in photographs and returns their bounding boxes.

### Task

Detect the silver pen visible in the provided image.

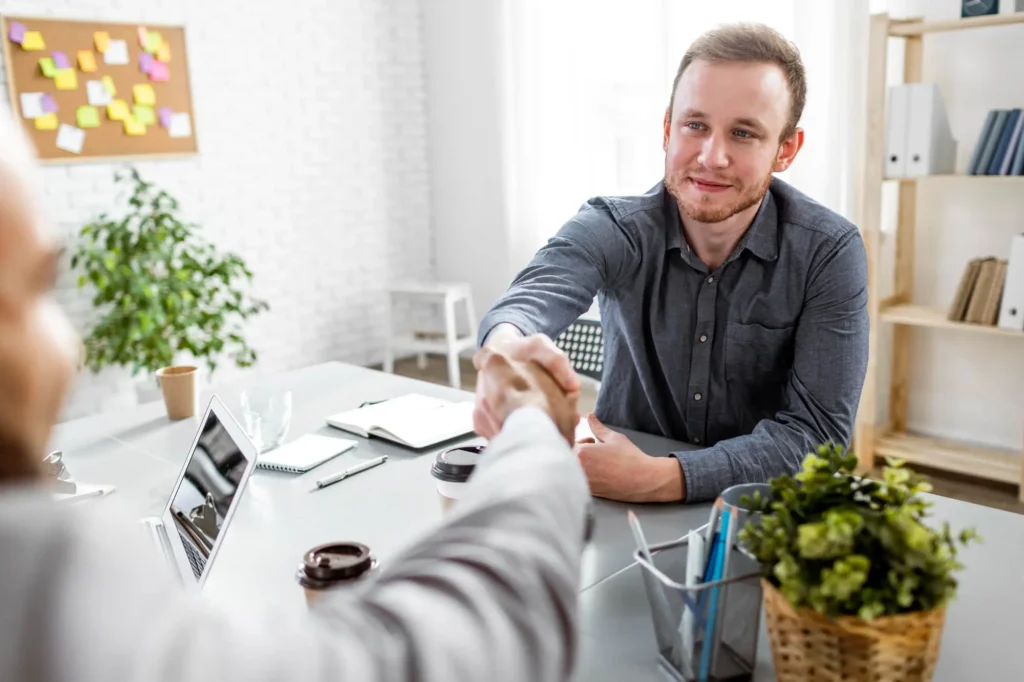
[313,455,388,491]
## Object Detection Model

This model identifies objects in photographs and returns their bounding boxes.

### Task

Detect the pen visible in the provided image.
[314,455,388,490]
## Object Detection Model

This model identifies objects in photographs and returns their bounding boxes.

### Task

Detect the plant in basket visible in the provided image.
[738,443,979,682]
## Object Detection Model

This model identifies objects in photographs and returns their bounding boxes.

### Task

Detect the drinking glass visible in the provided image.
[241,386,293,452]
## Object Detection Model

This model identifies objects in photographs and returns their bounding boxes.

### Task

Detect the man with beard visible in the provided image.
[474,22,869,504]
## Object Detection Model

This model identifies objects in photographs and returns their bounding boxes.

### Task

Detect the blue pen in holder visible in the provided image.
[632,483,771,681]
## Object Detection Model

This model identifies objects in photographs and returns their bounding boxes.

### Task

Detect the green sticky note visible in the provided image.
[39,57,56,77]
[132,104,155,125]
[145,31,162,53]
[76,105,100,128]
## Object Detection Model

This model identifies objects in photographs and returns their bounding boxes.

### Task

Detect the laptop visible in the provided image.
[142,395,259,589]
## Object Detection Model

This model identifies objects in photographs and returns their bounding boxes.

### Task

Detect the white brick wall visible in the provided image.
[0,0,434,419]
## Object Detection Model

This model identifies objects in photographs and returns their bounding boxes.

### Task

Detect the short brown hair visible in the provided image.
[668,23,806,141]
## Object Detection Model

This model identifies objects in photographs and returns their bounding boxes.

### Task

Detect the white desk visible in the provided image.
[50,362,1024,680]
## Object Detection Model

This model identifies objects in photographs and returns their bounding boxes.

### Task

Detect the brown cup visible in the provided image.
[430,445,484,513]
[156,365,198,420]
[296,541,378,608]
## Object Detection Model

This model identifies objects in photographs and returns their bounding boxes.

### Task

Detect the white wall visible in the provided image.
[0,0,433,419]
[420,0,513,327]
[874,0,1024,452]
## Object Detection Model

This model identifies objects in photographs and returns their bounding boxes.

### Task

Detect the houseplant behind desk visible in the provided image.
[70,167,269,419]
[739,444,979,682]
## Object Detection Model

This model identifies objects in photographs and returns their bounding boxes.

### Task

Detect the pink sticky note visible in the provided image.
[139,52,153,74]
[158,106,173,127]
[41,93,58,114]
[8,21,26,43]
[52,51,69,69]
[149,61,169,82]
[137,25,148,48]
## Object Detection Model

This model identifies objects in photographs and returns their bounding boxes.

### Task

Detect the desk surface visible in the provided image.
[50,361,1024,680]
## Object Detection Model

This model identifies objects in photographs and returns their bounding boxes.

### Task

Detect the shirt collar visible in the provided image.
[662,179,780,263]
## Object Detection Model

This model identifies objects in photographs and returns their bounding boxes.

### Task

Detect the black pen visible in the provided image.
[313,455,388,491]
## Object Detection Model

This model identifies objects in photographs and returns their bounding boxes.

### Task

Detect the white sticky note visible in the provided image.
[168,112,191,138]
[20,92,45,118]
[55,124,85,154]
[103,39,129,65]
[86,80,112,106]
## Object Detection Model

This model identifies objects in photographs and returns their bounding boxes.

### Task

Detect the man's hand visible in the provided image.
[473,325,581,441]
[575,414,685,503]
[472,345,579,446]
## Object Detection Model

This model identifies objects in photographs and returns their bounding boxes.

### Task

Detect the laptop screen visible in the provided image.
[167,406,250,582]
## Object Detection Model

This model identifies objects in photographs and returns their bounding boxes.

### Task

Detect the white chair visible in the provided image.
[383,281,478,388]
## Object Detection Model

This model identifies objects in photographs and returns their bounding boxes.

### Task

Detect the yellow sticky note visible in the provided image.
[34,112,58,130]
[156,40,171,63]
[94,31,110,52]
[132,83,155,106]
[102,75,116,96]
[78,50,97,72]
[39,57,56,78]
[107,99,130,121]
[145,31,162,54]
[124,117,146,135]
[21,31,45,51]
[76,105,100,129]
[54,68,78,90]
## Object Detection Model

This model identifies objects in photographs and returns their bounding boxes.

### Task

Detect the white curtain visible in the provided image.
[497,0,872,272]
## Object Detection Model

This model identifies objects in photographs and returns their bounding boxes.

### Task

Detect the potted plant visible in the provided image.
[739,443,979,682]
[70,167,269,419]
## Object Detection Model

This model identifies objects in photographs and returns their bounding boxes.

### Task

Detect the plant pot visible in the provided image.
[762,578,946,682]
[155,365,198,420]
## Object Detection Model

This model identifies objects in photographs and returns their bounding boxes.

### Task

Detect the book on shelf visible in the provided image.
[967,108,1024,175]
[948,256,1007,325]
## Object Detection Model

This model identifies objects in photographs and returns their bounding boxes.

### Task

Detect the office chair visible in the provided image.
[553,317,604,383]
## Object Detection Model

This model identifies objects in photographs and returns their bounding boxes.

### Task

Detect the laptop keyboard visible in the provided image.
[178,528,208,580]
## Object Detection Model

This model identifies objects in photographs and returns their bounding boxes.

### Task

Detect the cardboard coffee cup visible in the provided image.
[430,445,484,513]
[296,541,378,607]
[155,365,198,420]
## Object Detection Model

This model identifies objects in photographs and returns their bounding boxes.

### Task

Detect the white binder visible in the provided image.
[904,83,957,177]
[885,85,910,178]
[997,234,1024,331]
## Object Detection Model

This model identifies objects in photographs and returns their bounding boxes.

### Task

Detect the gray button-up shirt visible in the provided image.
[478,177,869,502]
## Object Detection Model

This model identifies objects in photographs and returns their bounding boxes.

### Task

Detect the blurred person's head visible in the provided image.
[0,110,80,480]
[662,22,806,225]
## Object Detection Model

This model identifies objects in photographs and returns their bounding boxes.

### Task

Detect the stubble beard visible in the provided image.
[666,166,774,224]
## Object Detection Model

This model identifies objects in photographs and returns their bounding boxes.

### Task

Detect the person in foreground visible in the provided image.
[474,22,869,505]
[0,110,590,682]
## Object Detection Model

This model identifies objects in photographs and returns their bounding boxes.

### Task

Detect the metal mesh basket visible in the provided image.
[634,531,763,681]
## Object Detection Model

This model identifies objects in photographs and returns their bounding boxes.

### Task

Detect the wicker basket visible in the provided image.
[762,579,946,682]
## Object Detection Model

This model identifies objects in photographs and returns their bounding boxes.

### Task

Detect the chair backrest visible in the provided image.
[553,318,604,381]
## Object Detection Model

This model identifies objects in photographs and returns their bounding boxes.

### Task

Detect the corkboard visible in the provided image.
[1,15,198,163]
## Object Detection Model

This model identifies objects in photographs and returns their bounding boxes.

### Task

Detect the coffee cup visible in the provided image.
[430,445,484,513]
[296,541,379,608]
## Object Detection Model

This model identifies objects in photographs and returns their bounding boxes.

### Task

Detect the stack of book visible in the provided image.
[948,257,1008,325]
[967,108,1024,175]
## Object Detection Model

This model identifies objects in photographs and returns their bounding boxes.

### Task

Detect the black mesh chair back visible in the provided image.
[553,318,604,382]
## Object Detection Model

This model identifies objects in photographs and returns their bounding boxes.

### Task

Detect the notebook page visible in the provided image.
[335,394,450,432]
[376,401,475,448]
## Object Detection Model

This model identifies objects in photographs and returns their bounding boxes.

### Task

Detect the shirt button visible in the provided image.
[693,436,701,444]
[699,334,708,343]
[694,392,702,401]
[707,276,714,284]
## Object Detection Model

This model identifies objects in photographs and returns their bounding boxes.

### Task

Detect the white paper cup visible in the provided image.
[431,445,484,513]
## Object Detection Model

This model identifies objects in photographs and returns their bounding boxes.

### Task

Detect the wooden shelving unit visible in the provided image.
[854,12,1024,501]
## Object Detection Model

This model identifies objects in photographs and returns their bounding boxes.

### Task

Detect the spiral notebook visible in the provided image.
[256,434,358,473]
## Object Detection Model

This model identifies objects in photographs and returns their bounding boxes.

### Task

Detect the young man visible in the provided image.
[0,110,589,682]
[474,23,869,504]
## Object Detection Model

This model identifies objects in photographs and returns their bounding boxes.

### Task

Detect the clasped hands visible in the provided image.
[472,329,685,503]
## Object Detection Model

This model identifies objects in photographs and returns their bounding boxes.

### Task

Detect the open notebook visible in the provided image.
[326,393,475,449]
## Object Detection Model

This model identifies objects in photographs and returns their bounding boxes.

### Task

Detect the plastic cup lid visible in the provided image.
[430,445,484,483]
[300,541,374,584]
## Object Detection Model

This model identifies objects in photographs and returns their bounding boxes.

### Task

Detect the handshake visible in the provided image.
[471,325,581,447]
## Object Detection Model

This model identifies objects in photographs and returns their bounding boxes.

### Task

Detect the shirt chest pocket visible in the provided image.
[724,321,795,391]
